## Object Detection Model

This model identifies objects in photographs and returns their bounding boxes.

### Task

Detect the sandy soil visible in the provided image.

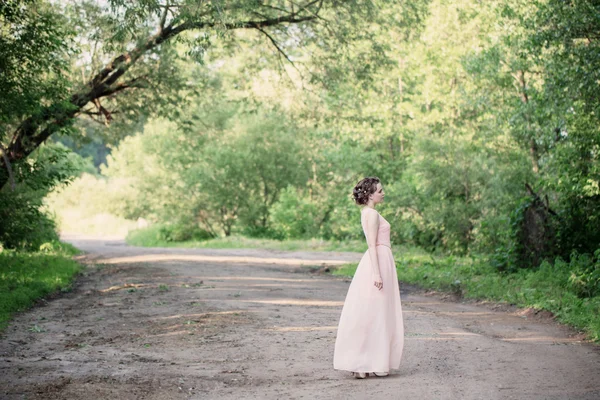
[1,235,599,400]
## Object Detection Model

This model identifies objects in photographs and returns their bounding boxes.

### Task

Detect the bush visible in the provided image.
[158,223,214,242]
[0,192,59,250]
[0,144,85,250]
[566,250,600,299]
[336,247,600,341]
[240,224,285,240]
[491,196,555,272]
[269,186,321,240]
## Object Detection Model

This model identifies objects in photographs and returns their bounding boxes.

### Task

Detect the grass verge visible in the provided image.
[0,241,82,331]
[333,247,600,342]
[127,225,367,253]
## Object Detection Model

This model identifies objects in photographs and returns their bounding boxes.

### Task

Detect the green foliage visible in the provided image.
[0,0,73,136]
[528,0,600,261]
[97,106,311,237]
[542,108,600,258]
[0,243,81,331]
[0,144,87,249]
[0,193,58,250]
[52,121,112,170]
[44,171,140,236]
[158,223,214,243]
[490,197,534,272]
[126,225,168,248]
[566,251,600,299]
[2,0,395,193]
[35,0,600,279]
[202,111,311,236]
[269,186,333,240]
[334,247,600,341]
[270,186,358,243]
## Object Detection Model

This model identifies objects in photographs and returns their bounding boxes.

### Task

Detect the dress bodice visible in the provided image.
[361,209,391,248]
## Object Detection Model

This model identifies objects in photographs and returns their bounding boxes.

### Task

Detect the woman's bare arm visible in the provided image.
[364,209,383,290]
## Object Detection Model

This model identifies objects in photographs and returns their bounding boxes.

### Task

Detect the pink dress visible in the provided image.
[333,210,404,373]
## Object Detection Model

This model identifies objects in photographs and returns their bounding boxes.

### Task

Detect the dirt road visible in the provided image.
[1,236,599,400]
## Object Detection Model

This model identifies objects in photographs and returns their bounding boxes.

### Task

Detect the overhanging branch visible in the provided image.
[98,75,149,99]
[159,0,170,32]
[255,26,295,65]
[175,14,316,33]
[3,6,324,190]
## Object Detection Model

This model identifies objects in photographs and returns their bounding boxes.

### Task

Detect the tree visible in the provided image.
[0,0,393,190]
[528,0,600,257]
[0,0,73,189]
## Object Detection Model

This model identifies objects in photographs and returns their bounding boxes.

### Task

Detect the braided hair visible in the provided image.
[352,177,380,205]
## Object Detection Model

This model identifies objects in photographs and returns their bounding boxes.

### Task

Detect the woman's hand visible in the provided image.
[373,275,383,291]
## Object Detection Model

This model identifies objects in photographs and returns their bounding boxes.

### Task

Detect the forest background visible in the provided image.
[0,0,598,339]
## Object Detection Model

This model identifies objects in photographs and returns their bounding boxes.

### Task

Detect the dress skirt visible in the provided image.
[333,245,404,373]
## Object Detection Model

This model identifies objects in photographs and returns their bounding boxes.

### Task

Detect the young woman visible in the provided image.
[333,177,404,378]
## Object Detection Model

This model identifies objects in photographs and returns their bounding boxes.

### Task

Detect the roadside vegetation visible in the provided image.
[334,248,600,342]
[0,242,81,331]
[126,225,367,253]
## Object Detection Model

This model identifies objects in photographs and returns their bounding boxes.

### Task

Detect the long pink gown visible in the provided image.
[333,210,404,373]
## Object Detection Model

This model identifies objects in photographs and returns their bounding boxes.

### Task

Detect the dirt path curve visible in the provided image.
[1,236,599,400]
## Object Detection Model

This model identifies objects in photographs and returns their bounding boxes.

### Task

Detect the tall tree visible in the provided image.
[0,0,73,189]
[0,0,389,190]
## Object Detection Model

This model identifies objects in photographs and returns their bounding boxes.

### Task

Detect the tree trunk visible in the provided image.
[400,132,404,154]
[517,70,539,174]
[529,138,539,174]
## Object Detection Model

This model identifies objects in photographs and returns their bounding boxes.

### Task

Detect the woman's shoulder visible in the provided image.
[361,207,380,219]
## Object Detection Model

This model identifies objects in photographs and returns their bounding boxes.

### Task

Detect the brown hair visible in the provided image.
[352,177,380,205]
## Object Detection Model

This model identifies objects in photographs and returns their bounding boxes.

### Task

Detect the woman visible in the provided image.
[333,177,404,379]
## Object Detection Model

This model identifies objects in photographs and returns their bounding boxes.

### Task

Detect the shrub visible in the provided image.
[158,223,214,242]
[0,192,59,250]
[0,144,85,250]
[567,250,600,299]
[269,186,321,240]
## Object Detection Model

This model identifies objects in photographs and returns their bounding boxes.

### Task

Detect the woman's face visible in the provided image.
[370,183,385,204]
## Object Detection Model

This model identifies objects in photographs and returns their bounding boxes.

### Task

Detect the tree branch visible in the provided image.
[81,108,121,117]
[262,4,290,14]
[175,14,316,33]
[81,109,114,126]
[98,75,149,99]
[255,26,295,65]
[90,11,317,102]
[2,8,323,190]
[159,0,169,32]
[255,26,306,84]
[289,0,323,15]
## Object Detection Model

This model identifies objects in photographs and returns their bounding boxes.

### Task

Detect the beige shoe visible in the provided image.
[353,372,367,379]
[373,372,389,377]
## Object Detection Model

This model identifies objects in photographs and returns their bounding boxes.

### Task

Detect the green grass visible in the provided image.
[0,241,82,331]
[127,225,367,252]
[333,247,600,342]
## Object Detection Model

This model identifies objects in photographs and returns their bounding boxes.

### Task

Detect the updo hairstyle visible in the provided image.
[352,177,380,205]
